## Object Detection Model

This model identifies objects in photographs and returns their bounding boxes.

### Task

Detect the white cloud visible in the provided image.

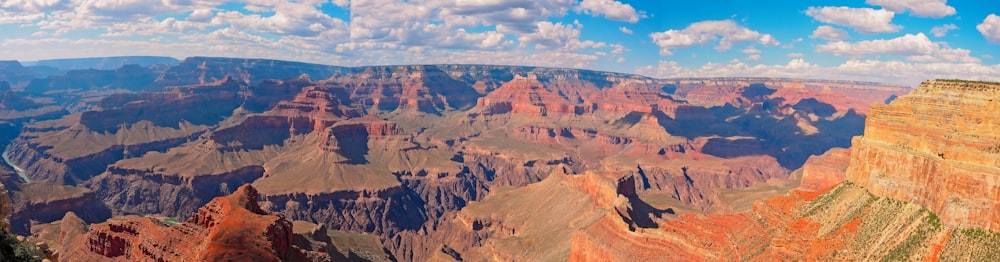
[0,11,45,24]
[787,53,804,59]
[810,25,849,41]
[649,20,779,56]
[865,0,955,18]
[816,33,979,63]
[578,0,642,23]
[978,14,1000,44]
[0,0,74,13]
[186,9,214,22]
[519,21,582,49]
[636,58,1000,85]
[619,26,632,35]
[930,24,957,37]
[432,0,576,34]
[742,46,761,60]
[806,6,901,33]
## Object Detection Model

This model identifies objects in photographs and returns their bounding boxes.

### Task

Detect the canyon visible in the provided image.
[1,57,996,261]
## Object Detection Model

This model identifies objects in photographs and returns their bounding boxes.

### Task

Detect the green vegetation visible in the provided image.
[883,210,939,262]
[162,217,182,226]
[940,228,1000,261]
[957,228,1000,243]
[936,79,1000,85]
[799,183,856,218]
[925,213,941,230]
[0,230,40,262]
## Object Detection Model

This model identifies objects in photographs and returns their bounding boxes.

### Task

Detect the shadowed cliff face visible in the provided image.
[0,58,912,261]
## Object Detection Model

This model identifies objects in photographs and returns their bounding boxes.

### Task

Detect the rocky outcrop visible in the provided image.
[0,183,11,232]
[847,80,1000,232]
[59,184,325,261]
[8,183,111,234]
[800,147,850,191]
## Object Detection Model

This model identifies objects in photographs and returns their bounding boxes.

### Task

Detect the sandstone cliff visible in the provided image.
[59,184,327,261]
[847,80,1000,232]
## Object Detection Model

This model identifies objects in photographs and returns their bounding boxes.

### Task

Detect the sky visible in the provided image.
[1,0,999,85]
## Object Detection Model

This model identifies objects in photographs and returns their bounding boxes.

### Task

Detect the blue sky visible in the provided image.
[1,0,998,85]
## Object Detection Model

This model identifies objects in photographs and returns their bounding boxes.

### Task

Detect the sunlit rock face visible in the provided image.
[848,80,1000,232]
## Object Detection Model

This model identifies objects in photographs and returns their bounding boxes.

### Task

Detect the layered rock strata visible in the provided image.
[847,80,1000,231]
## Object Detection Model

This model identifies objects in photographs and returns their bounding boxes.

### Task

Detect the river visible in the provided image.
[2,144,30,183]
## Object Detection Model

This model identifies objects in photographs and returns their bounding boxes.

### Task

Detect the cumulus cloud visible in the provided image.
[577,0,643,23]
[810,25,849,41]
[806,6,901,33]
[649,20,779,56]
[978,14,1000,44]
[787,53,804,59]
[432,0,576,33]
[0,0,74,13]
[816,33,979,63]
[186,9,214,22]
[619,26,632,35]
[865,0,955,18]
[213,2,346,38]
[930,24,957,37]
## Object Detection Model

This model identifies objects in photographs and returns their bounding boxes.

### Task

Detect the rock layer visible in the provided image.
[847,80,1000,232]
[59,184,324,261]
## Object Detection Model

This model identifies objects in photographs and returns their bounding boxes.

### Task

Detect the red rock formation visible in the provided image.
[59,185,322,261]
[799,147,850,191]
[847,80,1000,231]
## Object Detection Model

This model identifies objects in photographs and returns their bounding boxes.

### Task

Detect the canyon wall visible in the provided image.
[847,80,1000,232]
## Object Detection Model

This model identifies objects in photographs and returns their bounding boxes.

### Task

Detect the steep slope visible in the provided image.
[58,185,327,261]
[848,80,1000,231]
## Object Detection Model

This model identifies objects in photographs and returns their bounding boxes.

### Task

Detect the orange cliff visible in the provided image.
[58,185,325,261]
[847,80,1000,232]
[799,147,850,192]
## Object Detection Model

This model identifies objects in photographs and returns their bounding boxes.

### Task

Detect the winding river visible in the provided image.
[2,144,30,183]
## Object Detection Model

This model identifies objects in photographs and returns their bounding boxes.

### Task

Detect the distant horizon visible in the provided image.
[6,55,924,86]
[2,1,1000,85]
